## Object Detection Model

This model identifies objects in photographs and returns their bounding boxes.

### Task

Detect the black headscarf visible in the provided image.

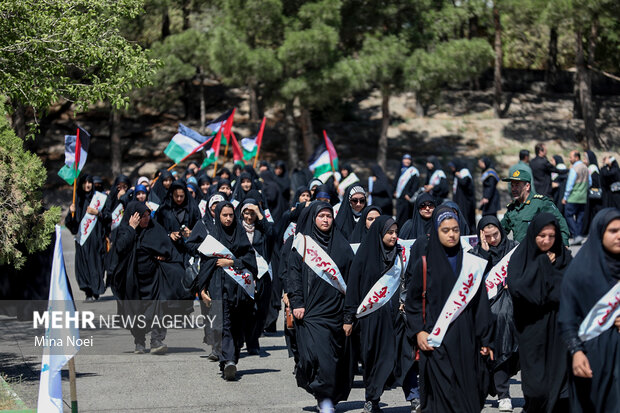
[74,174,95,219]
[312,184,336,205]
[334,184,366,239]
[480,156,493,171]
[552,155,564,166]
[291,186,311,208]
[585,150,599,168]
[441,200,471,235]
[400,192,436,240]
[273,160,291,196]
[158,180,201,233]
[426,156,442,172]
[297,202,335,253]
[217,167,232,179]
[150,170,173,204]
[231,172,254,203]
[107,174,131,205]
[508,213,571,307]
[474,215,519,267]
[119,200,149,228]
[349,206,382,243]
[211,201,241,246]
[370,164,391,194]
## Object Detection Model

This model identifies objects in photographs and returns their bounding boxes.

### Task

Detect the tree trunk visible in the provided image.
[575,23,599,148]
[162,7,170,40]
[493,3,502,118]
[11,102,26,140]
[300,107,316,161]
[468,15,479,39]
[545,26,558,91]
[412,92,424,117]
[285,101,299,169]
[377,90,390,170]
[182,0,191,30]
[110,109,122,176]
[198,66,206,135]
[248,82,260,121]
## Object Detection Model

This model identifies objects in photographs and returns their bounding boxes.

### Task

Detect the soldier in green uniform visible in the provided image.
[501,168,570,245]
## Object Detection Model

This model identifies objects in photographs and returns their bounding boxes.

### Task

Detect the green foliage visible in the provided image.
[356,34,410,93]
[406,38,494,104]
[0,102,60,269]
[0,0,157,113]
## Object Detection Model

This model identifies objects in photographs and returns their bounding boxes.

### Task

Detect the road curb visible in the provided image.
[0,374,35,412]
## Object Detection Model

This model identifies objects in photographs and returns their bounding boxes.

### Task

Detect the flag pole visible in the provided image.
[68,358,78,413]
[253,117,266,169]
[212,160,218,178]
[71,127,81,218]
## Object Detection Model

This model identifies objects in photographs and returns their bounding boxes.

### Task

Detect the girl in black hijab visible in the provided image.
[156,181,201,262]
[559,208,620,413]
[230,172,255,203]
[479,156,501,217]
[582,150,603,235]
[344,216,413,412]
[423,156,449,203]
[334,184,367,239]
[507,213,573,413]
[274,160,291,203]
[193,201,258,381]
[65,174,106,302]
[149,170,174,205]
[287,201,355,412]
[102,174,132,276]
[472,216,520,410]
[349,206,382,243]
[400,192,436,240]
[236,197,276,355]
[112,201,192,354]
[369,164,393,216]
[601,156,620,209]
[449,159,476,231]
[550,155,568,214]
[260,169,287,222]
[405,205,494,413]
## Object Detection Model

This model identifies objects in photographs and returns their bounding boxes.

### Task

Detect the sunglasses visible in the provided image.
[350,197,366,204]
[420,203,435,209]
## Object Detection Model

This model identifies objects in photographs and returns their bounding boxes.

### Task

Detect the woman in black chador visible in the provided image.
[236,197,275,355]
[344,216,417,412]
[405,205,494,413]
[112,201,192,354]
[287,201,354,413]
[472,216,520,412]
[449,159,476,231]
[507,213,572,413]
[348,206,381,243]
[423,156,449,204]
[334,184,367,239]
[559,208,620,413]
[369,164,393,216]
[479,156,501,218]
[65,174,106,301]
[400,192,436,240]
[193,201,257,381]
[156,181,200,262]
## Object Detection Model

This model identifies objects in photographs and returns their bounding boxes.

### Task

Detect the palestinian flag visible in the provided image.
[230,133,245,166]
[241,117,266,161]
[58,127,91,185]
[308,131,339,181]
[201,129,224,168]
[204,109,235,145]
[163,124,210,164]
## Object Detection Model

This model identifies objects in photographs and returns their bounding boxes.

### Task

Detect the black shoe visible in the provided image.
[247,348,260,356]
[150,341,168,355]
[134,343,146,354]
[223,361,237,381]
[207,352,220,362]
[83,297,95,303]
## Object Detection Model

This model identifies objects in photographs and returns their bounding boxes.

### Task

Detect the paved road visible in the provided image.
[1,227,582,412]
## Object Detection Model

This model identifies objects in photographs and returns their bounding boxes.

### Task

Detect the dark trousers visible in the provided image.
[200,299,222,356]
[132,326,166,346]
[402,363,420,401]
[494,365,511,399]
[564,202,585,237]
[221,299,248,365]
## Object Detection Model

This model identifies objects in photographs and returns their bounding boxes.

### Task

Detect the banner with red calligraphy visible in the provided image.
[578,282,620,342]
[292,234,346,294]
[77,191,108,246]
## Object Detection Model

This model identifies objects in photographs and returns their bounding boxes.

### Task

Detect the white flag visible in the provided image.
[37,225,80,413]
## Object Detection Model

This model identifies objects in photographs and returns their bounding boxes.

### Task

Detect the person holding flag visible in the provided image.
[65,174,106,302]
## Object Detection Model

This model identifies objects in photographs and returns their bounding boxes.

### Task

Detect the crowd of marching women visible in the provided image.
[65,149,619,413]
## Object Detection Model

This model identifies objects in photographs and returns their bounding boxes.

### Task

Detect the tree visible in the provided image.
[0,0,157,126]
[0,102,61,268]
[209,0,283,121]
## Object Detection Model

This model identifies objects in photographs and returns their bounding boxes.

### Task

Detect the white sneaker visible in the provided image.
[498,398,513,412]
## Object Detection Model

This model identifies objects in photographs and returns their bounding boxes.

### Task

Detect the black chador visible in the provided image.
[287,201,354,406]
[334,184,366,239]
[344,216,404,408]
[192,201,257,380]
[472,216,520,403]
[369,164,393,216]
[508,213,572,413]
[399,192,436,241]
[405,206,494,413]
[559,208,620,413]
[156,181,200,262]
[102,174,132,276]
[112,201,193,353]
[237,198,276,354]
[65,175,106,300]
[348,206,382,243]
[449,159,476,231]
